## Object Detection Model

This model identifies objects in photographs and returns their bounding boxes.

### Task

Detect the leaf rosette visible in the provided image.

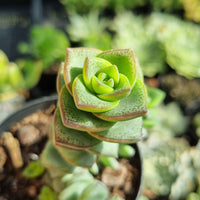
[53,47,147,160]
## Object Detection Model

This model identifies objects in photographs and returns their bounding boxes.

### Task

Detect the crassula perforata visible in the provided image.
[48,47,147,163]
[41,47,147,199]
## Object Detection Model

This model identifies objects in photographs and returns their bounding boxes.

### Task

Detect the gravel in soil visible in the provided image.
[0,105,141,200]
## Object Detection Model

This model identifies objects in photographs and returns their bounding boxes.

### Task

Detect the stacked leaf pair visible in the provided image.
[49,47,147,168]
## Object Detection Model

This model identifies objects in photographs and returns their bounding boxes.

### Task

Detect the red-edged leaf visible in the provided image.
[72,75,119,113]
[59,86,115,132]
[83,56,112,92]
[88,117,143,143]
[98,74,131,101]
[64,47,102,94]
[41,141,75,173]
[94,78,147,121]
[91,76,114,94]
[87,141,119,157]
[97,49,136,88]
[56,63,65,94]
[56,145,96,168]
[54,108,100,150]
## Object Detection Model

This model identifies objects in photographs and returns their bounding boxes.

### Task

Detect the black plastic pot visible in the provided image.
[0,95,57,133]
[0,0,67,60]
[0,95,142,200]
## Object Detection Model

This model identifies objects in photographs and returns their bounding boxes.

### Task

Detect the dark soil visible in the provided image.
[0,105,141,200]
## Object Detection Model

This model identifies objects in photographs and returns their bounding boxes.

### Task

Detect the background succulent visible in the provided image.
[139,135,196,199]
[111,12,166,77]
[147,13,200,79]
[67,12,112,50]
[18,25,70,70]
[182,0,200,23]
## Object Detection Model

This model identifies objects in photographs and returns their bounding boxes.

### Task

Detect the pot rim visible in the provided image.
[0,94,143,199]
[0,95,58,134]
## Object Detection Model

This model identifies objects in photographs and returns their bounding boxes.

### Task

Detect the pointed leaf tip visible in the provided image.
[54,108,100,149]
[94,78,147,121]
[64,48,102,94]
[59,86,115,132]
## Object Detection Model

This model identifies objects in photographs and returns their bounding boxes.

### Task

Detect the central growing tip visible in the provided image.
[91,64,119,95]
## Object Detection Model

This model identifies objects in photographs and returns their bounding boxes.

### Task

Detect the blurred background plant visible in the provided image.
[67,12,112,50]
[147,12,200,79]
[0,0,200,199]
[111,12,166,77]
[182,0,200,23]
[18,25,70,71]
[0,50,24,97]
[0,50,42,123]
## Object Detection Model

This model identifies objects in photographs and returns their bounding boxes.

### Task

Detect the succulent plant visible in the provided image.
[186,186,200,200]
[18,25,70,70]
[147,12,200,79]
[0,50,24,94]
[139,135,196,199]
[41,47,147,199]
[182,0,200,23]
[55,47,147,146]
[67,12,112,50]
[0,51,45,124]
[0,50,42,100]
[140,99,200,200]
[111,12,166,77]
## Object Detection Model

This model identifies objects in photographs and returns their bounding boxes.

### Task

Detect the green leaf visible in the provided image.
[186,193,200,200]
[89,163,99,175]
[22,160,45,178]
[38,186,57,200]
[83,56,112,92]
[79,180,109,200]
[96,64,120,86]
[59,86,115,132]
[87,141,119,157]
[109,195,125,200]
[8,63,24,88]
[89,117,143,143]
[147,86,166,108]
[56,63,65,93]
[148,13,200,78]
[28,25,70,70]
[56,145,96,168]
[98,74,131,101]
[98,156,119,169]
[94,78,147,121]
[62,169,93,185]
[64,47,102,94]
[118,144,135,158]
[197,185,200,195]
[59,180,94,200]
[18,59,42,89]
[97,49,136,88]
[0,50,9,86]
[40,141,74,173]
[0,49,9,66]
[72,75,119,113]
[91,76,114,94]
[54,108,100,149]
[135,58,144,82]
